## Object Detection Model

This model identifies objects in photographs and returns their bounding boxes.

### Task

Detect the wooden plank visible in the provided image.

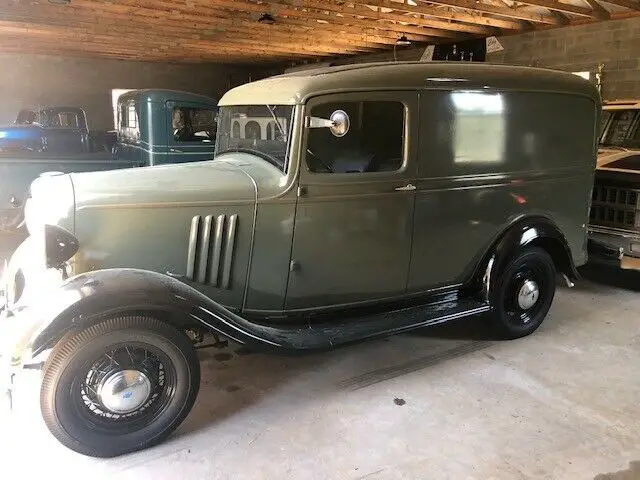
[367,0,556,26]
[582,0,611,19]
[598,0,640,10]
[510,0,598,17]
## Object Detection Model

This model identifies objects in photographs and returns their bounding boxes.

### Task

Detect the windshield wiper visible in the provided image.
[266,105,286,138]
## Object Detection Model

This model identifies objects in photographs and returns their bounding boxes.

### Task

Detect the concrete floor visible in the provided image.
[1,265,639,480]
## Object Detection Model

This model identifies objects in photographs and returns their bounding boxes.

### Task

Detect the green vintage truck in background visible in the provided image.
[0,89,217,259]
[1,62,599,457]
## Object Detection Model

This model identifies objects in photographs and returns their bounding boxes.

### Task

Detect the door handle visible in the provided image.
[169,148,183,153]
[395,184,416,192]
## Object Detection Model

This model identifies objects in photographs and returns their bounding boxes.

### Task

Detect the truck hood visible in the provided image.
[70,157,257,212]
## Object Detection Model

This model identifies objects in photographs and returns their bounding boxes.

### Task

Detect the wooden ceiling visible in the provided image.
[1,0,639,64]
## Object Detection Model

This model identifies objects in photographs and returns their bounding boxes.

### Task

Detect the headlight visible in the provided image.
[24,173,74,236]
[44,224,79,269]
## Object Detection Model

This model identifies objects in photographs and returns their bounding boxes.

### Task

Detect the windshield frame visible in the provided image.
[214,104,296,173]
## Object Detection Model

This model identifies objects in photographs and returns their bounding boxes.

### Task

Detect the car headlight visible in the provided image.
[24,173,74,236]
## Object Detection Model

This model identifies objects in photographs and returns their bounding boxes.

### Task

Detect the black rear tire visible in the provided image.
[491,247,556,339]
[40,316,200,457]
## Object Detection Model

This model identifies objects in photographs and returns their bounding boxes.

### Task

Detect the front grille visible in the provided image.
[590,184,640,230]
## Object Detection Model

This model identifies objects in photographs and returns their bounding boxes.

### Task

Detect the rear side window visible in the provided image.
[306,101,405,174]
[172,107,217,143]
[119,101,140,141]
[418,90,596,176]
[602,109,639,146]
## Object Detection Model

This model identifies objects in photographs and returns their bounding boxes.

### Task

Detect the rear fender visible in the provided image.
[471,216,579,302]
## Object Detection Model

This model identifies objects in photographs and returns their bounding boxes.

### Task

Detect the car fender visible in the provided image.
[472,215,579,302]
[22,268,293,359]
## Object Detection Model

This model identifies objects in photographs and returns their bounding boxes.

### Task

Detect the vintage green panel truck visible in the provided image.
[0,62,600,458]
[0,89,217,257]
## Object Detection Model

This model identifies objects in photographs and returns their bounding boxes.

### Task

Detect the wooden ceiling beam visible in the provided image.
[597,0,640,10]
[363,0,529,29]
[203,0,492,35]
[410,0,563,24]
[582,0,611,19]
[508,0,598,17]
[1,6,381,55]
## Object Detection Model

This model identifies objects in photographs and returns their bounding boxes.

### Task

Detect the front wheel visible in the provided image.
[40,316,200,457]
[491,247,556,339]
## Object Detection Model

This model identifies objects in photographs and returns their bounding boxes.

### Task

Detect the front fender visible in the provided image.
[20,269,292,356]
[21,268,297,358]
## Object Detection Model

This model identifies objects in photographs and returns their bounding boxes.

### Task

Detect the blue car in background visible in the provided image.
[0,106,108,155]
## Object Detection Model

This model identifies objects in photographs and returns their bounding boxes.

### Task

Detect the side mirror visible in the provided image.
[306,110,350,137]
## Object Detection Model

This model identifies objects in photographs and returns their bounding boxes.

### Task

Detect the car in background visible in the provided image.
[588,99,640,270]
[1,106,97,155]
[0,89,218,257]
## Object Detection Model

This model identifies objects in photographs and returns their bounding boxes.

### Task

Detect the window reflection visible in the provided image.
[451,92,505,165]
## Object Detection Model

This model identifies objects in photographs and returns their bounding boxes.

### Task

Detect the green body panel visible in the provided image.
[69,157,261,308]
[11,63,600,317]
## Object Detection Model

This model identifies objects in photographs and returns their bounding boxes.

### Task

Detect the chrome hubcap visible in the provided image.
[517,279,539,310]
[98,369,151,414]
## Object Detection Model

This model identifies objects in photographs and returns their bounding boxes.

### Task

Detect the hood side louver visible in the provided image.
[186,214,238,288]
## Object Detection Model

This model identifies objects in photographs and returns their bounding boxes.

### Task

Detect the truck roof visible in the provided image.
[219,61,600,106]
[118,89,218,107]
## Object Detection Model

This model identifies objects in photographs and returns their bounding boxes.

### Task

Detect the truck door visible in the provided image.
[286,92,418,310]
[166,101,217,164]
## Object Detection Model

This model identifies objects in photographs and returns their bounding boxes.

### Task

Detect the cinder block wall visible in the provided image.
[0,54,259,130]
[487,16,640,100]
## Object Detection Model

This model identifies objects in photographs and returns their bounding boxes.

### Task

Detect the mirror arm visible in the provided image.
[305,116,335,129]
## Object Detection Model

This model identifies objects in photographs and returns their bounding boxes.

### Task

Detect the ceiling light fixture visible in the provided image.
[258,13,276,24]
[393,35,412,62]
[396,35,412,47]
[407,0,418,5]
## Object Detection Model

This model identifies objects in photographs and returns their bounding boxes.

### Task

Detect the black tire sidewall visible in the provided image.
[41,319,199,457]
[492,248,556,339]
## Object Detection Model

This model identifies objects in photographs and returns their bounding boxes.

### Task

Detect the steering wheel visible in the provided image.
[306,148,333,173]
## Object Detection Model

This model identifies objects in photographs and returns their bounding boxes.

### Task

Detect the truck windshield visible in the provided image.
[600,109,640,149]
[215,105,294,171]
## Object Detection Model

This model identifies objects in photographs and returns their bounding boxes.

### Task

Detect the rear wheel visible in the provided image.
[40,316,200,457]
[491,247,556,339]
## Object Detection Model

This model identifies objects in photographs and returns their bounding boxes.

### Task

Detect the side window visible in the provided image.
[306,100,405,174]
[172,106,217,143]
[602,110,639,146]
[450,92,506,166]
[420,90,595,177]
[599,110,612,140]
[119,101,140,141]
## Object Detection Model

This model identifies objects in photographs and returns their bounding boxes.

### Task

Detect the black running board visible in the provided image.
[27,269,492,356]
[249,296,492,351]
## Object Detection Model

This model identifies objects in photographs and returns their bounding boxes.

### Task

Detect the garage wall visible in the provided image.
[0,54,258,130]
[487,16,640,100]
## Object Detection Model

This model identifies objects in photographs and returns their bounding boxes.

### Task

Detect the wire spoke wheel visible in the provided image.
[72,343,176,433]
[40,316,200,457]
